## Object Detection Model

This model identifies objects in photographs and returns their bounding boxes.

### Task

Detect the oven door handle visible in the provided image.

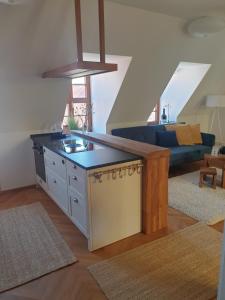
[33,147,43,155]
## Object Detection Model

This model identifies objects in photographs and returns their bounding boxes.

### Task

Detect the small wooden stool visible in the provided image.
[199,167,217,189]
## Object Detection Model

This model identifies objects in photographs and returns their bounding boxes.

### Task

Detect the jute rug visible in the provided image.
[169,170,225,224]
[89,223,222,300]
[0,202,77,292]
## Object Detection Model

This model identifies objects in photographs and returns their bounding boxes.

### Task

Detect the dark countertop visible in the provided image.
[30,132,67,145]
[31,132,141,170]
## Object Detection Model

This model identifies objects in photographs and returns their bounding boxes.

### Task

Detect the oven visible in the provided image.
[32,143,46,182]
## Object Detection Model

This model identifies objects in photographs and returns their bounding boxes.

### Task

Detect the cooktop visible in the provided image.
[52,137,105,154]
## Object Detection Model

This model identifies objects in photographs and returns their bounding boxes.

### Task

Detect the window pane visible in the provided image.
[74,103,87,129]
[72,77,85,85]
[148,111,156,122]
[72,85,86,98]
[62,105,69,126]
[148,105,159,123]
[64,104,69,117]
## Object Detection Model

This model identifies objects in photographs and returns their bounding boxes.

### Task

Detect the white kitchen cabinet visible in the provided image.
[43,147,142,251]
[44,147,67,180]
[67,160,87,196]
[87,161,142,251]
[46,167,69,214]
[44,147,69,215]
[68,186,88,237]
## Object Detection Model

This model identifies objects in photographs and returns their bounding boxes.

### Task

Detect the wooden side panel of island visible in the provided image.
[142,155,169,233]
[73,130,170,235]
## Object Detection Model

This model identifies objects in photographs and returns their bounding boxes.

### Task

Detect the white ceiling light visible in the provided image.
[187,16,225,38]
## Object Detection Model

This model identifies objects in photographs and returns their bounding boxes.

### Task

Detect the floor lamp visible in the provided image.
[206,95,225,144]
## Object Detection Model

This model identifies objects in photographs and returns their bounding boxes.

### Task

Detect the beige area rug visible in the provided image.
[89,223,222,300]
[169,170,225,225]
[0,202,77,292]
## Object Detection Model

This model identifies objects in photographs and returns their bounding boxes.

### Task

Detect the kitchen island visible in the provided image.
[31,132,142,251]
[73,130,170,235]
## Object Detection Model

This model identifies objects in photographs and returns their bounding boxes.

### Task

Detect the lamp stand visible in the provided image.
[209,107,223,144]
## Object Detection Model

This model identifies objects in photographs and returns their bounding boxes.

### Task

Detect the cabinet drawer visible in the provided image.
[68,187,88,237]
[44,147,67,180]
[67,161,86,196]
[46,167,69,214]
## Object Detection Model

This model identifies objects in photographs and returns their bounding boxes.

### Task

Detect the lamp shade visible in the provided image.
[206,95,225,108]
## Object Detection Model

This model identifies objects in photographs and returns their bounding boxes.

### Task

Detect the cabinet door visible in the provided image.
[87,161,142,251]
[46,167,69,214]
[67,161,87,196]
[44,148,67,180]
[68,187,88,237]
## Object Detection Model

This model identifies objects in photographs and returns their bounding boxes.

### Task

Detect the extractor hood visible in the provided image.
[42,0,118,79]
[0,0,27,4]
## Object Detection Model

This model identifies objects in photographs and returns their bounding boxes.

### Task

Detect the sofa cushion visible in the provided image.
[192,145,212,156]
[201,133,215,147]
[111,126,149,143]
[169,145,212,166]
[170,146,200,164]
[166,124,194,146]
[111,125,166,144]
[156,130,178,147]
[190,124,203,144]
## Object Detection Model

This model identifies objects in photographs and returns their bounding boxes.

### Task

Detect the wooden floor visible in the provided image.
[0,162,223,300]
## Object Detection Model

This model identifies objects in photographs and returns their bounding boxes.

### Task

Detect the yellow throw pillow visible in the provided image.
[166,124,194,145]
[190,124,203,144]
[175,125,194,145]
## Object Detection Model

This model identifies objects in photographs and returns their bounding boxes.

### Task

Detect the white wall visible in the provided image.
[0,78,70,191]
[180,108,225,144]
[0,131,36,191]
[0,0,73,190]
[160,62,211,122]
[1,0,225,189]
[102,1,225,130]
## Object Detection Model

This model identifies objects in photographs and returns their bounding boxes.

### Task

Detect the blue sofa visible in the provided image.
[111,125,215,167]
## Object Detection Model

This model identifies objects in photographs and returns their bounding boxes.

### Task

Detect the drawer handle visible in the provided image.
[73,198,79,204]
[73,165,77,169]
[72,176,78,181]
[62,160,65,165]
[52,161,56,165]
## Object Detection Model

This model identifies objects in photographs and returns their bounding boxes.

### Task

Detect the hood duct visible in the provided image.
[42,0,118,79]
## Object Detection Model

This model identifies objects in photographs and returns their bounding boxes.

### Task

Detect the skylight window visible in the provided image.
[160,62,211,123]
[147,62,211,124]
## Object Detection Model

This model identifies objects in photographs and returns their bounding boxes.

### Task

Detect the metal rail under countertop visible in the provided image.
[89,163,143,183]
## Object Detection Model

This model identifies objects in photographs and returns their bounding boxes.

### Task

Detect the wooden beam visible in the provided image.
[68,86,74,117]
[86,76,93,132]
[72,130,170,235]
[98,0,105,63]
[75,0,83,62]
